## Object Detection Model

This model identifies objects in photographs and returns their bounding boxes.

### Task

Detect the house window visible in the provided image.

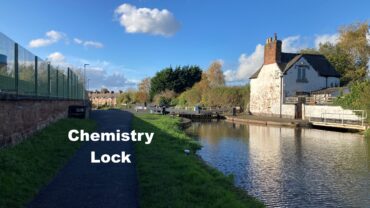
[296,65,308,83]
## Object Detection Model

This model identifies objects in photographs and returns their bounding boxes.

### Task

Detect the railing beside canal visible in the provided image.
[309,110,368,130]
[285,96,335,105]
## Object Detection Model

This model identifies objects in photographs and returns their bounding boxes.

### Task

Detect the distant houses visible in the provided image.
[89,91,120,107]
[249,34,342,119]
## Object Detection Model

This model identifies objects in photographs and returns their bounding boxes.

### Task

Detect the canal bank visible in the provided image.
[132,114,264,208]
[225,115,311,128]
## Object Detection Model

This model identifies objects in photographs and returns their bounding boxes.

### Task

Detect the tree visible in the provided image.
[153,90,176,106]
[136,78,151,103]
[138,77,151,94]
[150,65,202,98]
[336,22,370,83]
[101,88,109,94]
[135,91,149,104]
[301,22,370,85]
[207,61,225,88]
[150,67,175,98]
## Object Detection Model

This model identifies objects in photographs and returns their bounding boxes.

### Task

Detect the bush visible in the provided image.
[153,90,177,106]
[335,81,370,122]
[365,129,370,139]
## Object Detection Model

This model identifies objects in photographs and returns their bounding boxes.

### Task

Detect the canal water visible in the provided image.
[185,121,370,208]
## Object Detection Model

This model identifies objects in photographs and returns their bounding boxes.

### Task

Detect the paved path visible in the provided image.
[28,110,139,208]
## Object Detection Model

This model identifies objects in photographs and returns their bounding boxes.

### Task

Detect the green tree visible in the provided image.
[335,80,370,123]
[150,65,202,98]
[301,22,370,85]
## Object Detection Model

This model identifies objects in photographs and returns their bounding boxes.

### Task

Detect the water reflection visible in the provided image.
[185,121,370,208]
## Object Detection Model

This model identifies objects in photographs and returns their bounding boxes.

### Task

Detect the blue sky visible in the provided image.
[0,0,369,89]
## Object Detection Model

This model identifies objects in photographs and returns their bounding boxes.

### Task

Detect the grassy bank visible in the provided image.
[132,114,263,208]
[365,129,370,139]
[0,118,96,208]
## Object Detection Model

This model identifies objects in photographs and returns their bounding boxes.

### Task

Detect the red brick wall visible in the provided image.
[0,100,83,147]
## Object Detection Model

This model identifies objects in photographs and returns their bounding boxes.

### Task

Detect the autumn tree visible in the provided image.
[136,77,151,103]
[302,22,370,85]
[153,90,177,106]
[138,77,151,94]
[207,61,225,88]
[336,22,370,83]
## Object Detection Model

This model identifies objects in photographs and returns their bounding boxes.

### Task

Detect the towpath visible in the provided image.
[28,110,139,208]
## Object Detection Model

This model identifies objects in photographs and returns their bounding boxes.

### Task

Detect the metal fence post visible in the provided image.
[14,43,19,95]
[35,56,38,96]
[56,70,59,97]
[47,63,50,98]
[62,74,65,98]
[67,68,70,99]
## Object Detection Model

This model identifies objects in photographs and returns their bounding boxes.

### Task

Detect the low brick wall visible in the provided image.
[0,100,84,147]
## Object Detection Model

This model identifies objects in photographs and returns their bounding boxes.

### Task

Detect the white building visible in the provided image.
[249,34,341,118]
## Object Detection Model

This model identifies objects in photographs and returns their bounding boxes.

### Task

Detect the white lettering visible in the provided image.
[91,151,100,163]
[137,132,144,141]
[68,130,154,145]
[101,154,110,163]
[90,151,131,163]
[131,130,137,141]
[145,133,154,144]
[90,132,100,141]
[68,129,79,142]
[121,132,130,141]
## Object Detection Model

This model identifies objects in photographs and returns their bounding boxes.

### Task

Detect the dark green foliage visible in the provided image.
[0,119,96,208]
[150,66,202,98]
[158,96,171,107]
[132,114,264,208]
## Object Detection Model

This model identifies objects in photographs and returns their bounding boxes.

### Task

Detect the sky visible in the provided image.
[0,0,369,90]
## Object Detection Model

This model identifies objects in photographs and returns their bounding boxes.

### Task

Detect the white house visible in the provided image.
[249,34,341,118]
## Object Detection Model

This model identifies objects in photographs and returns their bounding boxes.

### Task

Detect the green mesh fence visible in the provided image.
[0,32,85,100]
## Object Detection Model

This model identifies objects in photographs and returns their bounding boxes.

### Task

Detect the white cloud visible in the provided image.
[67,58,138,90]
[74,38,104,48]
[114,3,180,36]
[45,53,138,90]
[47,52,66,64]
[73,38,83,44]
[224,44,264,82]
[86,67,137,91]
[83,41,104,48]
[282,35,308,52]
[29,30,65,48]
[314,33,339,49]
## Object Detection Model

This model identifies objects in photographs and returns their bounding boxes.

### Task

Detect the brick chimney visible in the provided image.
[264,33,282,65]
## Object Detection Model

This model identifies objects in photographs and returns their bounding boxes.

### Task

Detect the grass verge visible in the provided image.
[365,129,370,139]
[0,118,96,208]
[132,114,264,208]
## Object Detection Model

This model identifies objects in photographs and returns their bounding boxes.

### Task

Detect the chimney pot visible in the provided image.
[264,34,282,65]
